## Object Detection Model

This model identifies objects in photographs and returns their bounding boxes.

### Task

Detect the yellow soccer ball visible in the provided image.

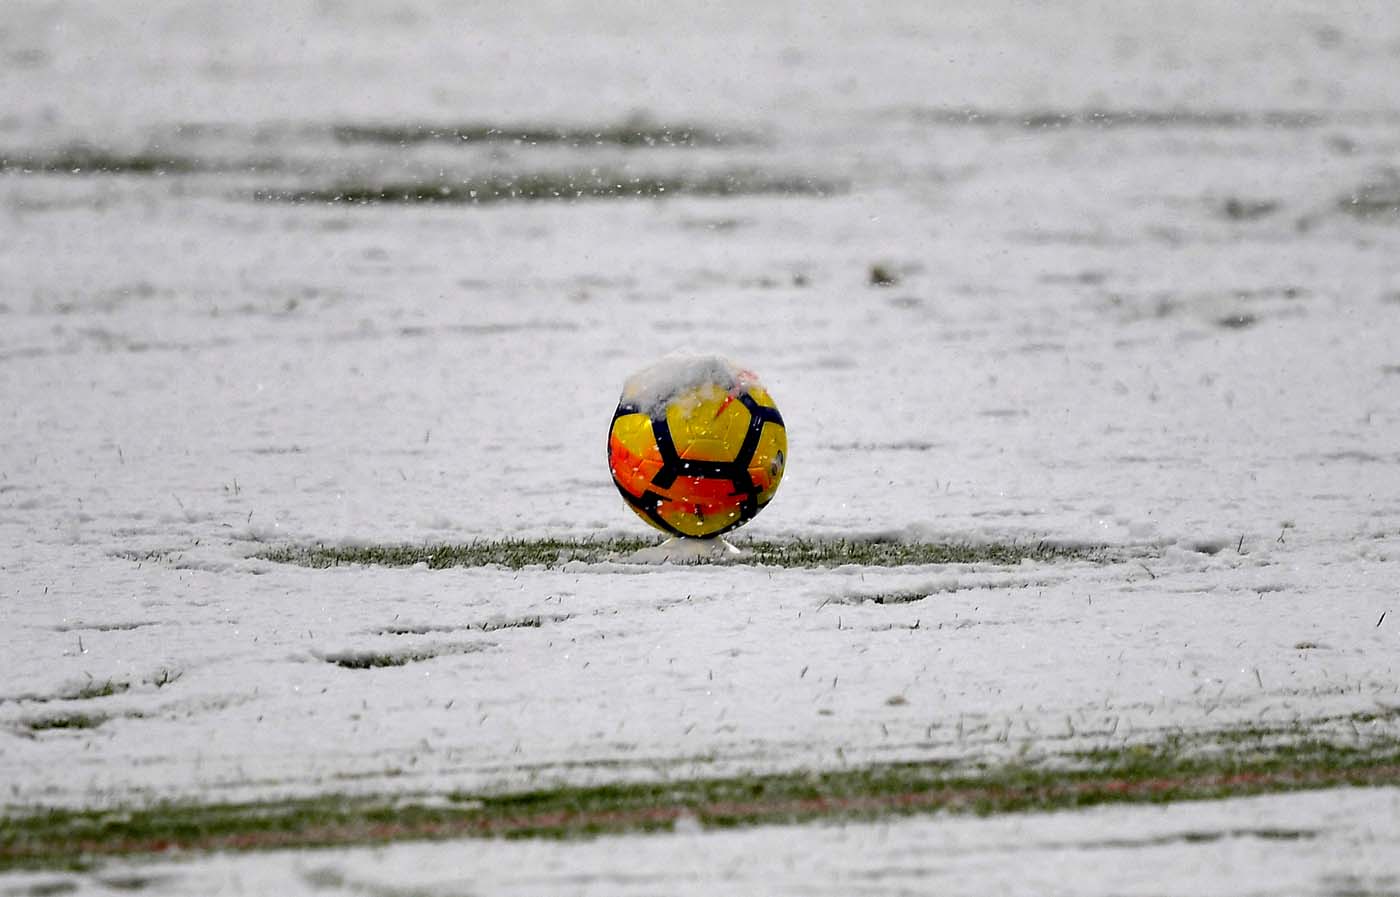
[608,355,786,539]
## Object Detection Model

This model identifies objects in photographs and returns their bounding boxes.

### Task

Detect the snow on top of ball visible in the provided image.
[620,353,756,418]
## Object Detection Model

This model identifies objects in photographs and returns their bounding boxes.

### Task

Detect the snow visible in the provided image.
[618,353,750,418]
[623,535,745,564]
[3,0,1400,889]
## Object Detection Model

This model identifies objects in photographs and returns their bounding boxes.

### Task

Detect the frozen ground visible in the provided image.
[3,0,1400,891]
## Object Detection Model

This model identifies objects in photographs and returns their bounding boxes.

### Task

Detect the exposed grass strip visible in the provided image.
[58,680,130,702]
[316,642,489,669]
[910,107,1346,130]
[316,650,441,670]
[253,170,843,205]
[1339,171,1400,220]
[329,121,755,148]
[740,538,1098,567]
[257,537,1108,570]
[2,712,1397,870]
[2,670,180,707]
[0,147,278,176]
[0,148,204,175]
[19,712,109,733]
[375,614,569,636]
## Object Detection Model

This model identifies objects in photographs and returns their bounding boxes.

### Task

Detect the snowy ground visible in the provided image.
[5,788,1400,897]
[3,0,1400,891]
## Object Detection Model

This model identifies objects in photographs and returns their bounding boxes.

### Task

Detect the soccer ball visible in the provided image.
[608,355,786,539]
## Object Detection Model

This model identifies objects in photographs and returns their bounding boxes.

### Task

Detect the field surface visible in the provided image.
[3,1,1400,894]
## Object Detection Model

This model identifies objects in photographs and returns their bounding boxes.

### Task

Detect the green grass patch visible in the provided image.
[2,672,180,707]
[253,170,843,205]
[0,147,204,176]
[3,710,1397,870]
[21,712,109,732]
[263,538,648,569]
[329,120,756,148]
[741,538,1099,567]
[1339,171,1400,220]
[59,680,130,702]
[913,107,1330,130]
[844,589,936,605]
[0,147,279,177]
[317,643,489,669]
[258,536,1109,570]
[3,680,132,705]
[1220,197,1281,221]
[376,614,567,636]
[318,650,438,670]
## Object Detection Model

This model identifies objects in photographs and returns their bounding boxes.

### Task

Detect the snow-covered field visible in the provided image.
[4,788,1400,897]
[3,0,1400,892]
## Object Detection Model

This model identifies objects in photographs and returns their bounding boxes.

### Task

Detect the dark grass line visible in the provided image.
[253,170,844,206]
[375,614,568,636]
[3,725,1398,870]
[328,121,758,148]
[256,537,1110,570]
[2,670,180,707]
[19,712,110,732]
[0,148,281,176]
[57,680,129,702]
[907,106,1400,130]
[317,642,489,669]
[0,150,204,175]
[318,651,438,670]
[1338,173,1400,220]
[2,680,131,705]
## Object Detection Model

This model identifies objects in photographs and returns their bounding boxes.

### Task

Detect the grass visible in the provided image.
[60,680,129,702]
[0,148,205,176]
[841,589,941,605]
[253,170,843,205]
[376,614,567,636]
[2,709,1397,870]
[868,263,899,287]
[1339,171,1400,220]
[261,538,646,569]
[257,536,1110,570]
[2,671,180,707]
[0,147,279,176]
[328,120,756,148]
[318,643,488,669]
[21,712,109,733]
[740,538,1100,567]
[912,107,1333,129]
[318,650,442,670]
[1220,197,1281,221]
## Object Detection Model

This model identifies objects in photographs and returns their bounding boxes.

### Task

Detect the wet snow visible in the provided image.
[618,353,749,418]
